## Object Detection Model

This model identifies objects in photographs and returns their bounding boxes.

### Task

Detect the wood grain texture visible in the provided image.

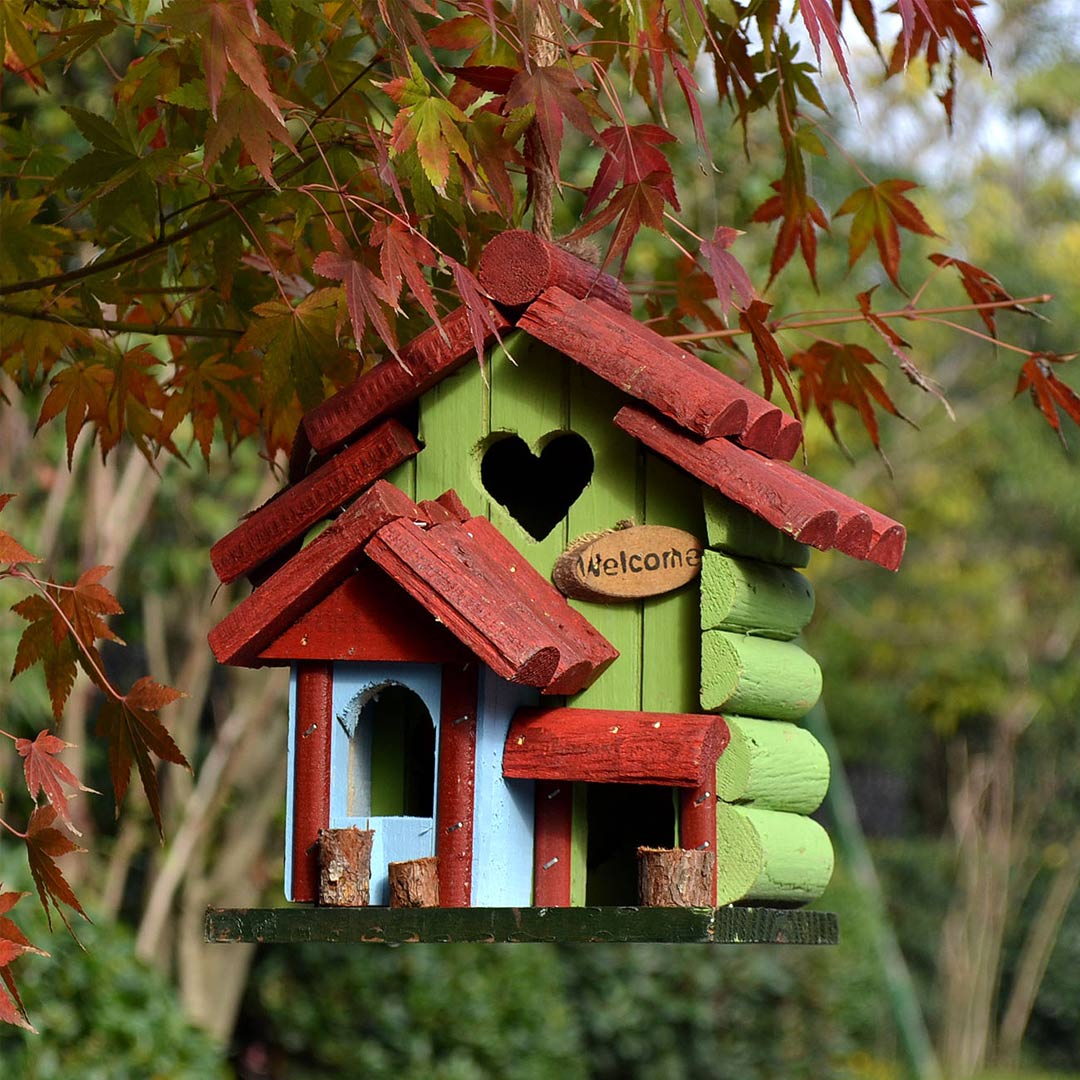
[437,662,478,907]
[291,662,334,903]
[715,715,829,814]
[209,481,422,667]
[257,564,466,664]
[533,780,573,907]
[714,804,834,906]
[518,288,751,440]
[211,420,420,584]
[581,298,801,459]
[700,630,822,720]
[206,905,839,945]
[503,707,730,787]
[389,857,439,908]
[699,551,815,640]
[638,847,716,907]
[477,229,632,312]
[615,406,905,568]
[318,827,374,906]
[302,304,511,454]
[702,488,810,567]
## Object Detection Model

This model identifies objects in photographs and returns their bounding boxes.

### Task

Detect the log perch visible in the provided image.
[637,847,716,908]
[318,827,374,907]
[389,857,440,908]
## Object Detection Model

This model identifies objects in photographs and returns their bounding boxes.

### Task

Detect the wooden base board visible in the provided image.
[204,905,838,945]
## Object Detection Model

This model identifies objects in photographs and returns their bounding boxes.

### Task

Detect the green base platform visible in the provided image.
[205,906,838,945]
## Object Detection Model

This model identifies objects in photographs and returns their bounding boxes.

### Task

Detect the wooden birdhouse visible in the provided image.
[205,231,904,945]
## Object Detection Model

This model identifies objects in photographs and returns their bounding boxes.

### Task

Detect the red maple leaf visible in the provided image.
[1015,354,1080,441]
[0,494,41,566]
[25,805,87,932]
[314,225,399,361]
[798,0,854,100]
[0,888,44,1032]
[738,300,800,417]
[95,677,189,837]
[16,730,97,832]
[700,226,756,317]
[371,218,441,328]
[752,178,830,288]
[448,259,506,369]
[584,124,678,217]
[928,253,1035,337]
[569,178,667,273]
[835,179,936,290]
[506,64,595,176]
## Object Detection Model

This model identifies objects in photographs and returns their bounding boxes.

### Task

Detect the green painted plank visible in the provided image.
[488,338,571,576]
[205,905,838,945]
[641,459,701,714]
[716,715,829,813]
[700,631,822,719]
[715,804,834,906]
[703,489,810,567]
[566,368,644,710]
[384,457,416,501]
[415,351,490,512]
[700,551,815,640]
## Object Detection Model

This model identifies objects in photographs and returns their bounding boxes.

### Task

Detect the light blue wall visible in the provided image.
[471,670,537,906]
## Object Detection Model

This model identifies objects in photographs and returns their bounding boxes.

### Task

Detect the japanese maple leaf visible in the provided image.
[371,218,441,327]
[57,565,124,655]
[700,226,756,317]
[0,888,44,1032]
[929,253,1035,337]
[448,259,506,368]
[791,340,907,452]
[835,179,936,291]
[735,301,799,417]
[466,107,526,216]
[96,677,188,837]
[163,0,292,122]
[673,257,727,334]
[584,124,678,217]
[1015,354,1080,443]
[25,805,87,932]
[11,595,78,720]
[506,64,596,177]
[314,226,400,363]
[569,178,667,273]
[798,0,854,100]
[203,83,295,188]
[752,178,830,288]
[382,58,473,195]
[36,361,112,467]
[16,731,97,833]
[858,288,953,417]
[0,494,41,566]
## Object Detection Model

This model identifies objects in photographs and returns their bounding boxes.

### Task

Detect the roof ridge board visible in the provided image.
[210,419,420,585]
[302,302,511,455]
[208,480,426,667]
[516,287,750,440]
[579,297,802,461]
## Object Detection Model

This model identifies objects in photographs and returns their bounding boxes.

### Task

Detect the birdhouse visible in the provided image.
[205,231,904,945]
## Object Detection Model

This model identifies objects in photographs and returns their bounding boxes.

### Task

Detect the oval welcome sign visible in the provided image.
[552,525,704,603]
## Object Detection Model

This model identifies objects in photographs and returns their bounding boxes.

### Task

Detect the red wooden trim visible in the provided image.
[583,299,802,460]
[365,519,562,688]
[533,780,573,907]
[680,781,718,906]
[504,708,729,787]
[517,288,749,440]
[437,662,478,907]
[615,404,840,547]
[292,662,333,903]
[303,304,512,454]
[461,516,617,694]
[211,420,420,584]
[209,481,424,667]
[433,488,471,521]
[477,230,632,313]
[257,564,467,664]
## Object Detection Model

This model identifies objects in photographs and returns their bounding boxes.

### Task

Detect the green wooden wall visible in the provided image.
[411,335,702,716]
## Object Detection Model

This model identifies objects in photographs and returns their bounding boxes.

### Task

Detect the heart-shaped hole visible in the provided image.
[480,432,594,541]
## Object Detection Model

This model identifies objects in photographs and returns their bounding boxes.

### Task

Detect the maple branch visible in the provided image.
[919,317,1074,359]
[0,155,322,299]
[0,816,28,841]
[0,304,243,340]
